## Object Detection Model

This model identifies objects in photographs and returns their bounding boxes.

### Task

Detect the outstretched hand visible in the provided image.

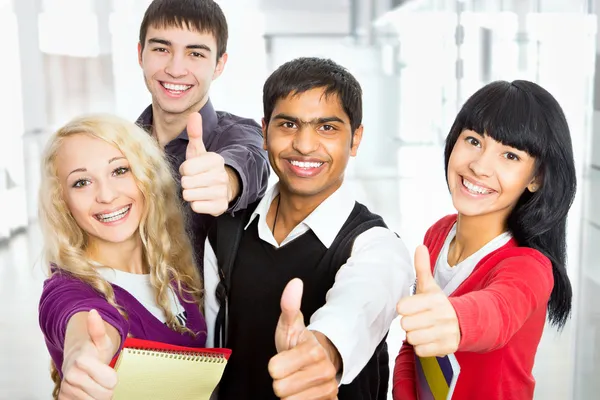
[59,310,118,400]
[396,245,461,357]
[269,279,339,400]
[180,112,235,216]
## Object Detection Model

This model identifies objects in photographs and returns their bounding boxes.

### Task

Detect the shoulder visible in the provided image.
[483,246,554,293]
[39,269,115,314]
[42,270,100,297]
[491,246,553,275]
[352,226,410,263]
[216,111,261,133]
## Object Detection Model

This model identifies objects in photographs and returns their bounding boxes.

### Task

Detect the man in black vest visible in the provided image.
[203,57,414,399]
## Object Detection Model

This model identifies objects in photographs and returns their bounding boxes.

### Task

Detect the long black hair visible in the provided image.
[444,80,576,329]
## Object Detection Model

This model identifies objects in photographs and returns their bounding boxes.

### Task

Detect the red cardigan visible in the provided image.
[393,215,554,400]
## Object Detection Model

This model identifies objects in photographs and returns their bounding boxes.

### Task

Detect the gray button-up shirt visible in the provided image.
[136,99,270,268]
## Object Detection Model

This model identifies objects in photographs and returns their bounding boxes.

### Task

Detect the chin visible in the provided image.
[101,230,139,244]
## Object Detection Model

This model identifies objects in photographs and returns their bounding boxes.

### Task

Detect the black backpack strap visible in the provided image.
[207,201,259,348]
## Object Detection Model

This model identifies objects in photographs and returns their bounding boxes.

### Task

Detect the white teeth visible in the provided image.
[162,83,191,92]
[96,205,130,222]
[290,160,323,169]
[463,178,492,195]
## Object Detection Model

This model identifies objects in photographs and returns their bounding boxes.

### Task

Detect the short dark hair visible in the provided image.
[263,57,363,132]
[444,80,576,329]
[139,0,228,59]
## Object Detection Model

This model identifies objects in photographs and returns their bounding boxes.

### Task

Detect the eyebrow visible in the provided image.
[148,38,212,52]
[67,157,126,178]
[272,113,346,125]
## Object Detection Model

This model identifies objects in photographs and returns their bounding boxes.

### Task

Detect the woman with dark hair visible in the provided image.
[392,80,576,399]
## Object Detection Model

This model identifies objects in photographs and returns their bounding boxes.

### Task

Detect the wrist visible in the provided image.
[225,166,240,203]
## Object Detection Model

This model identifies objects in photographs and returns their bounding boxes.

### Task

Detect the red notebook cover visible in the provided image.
[109,337,232,368]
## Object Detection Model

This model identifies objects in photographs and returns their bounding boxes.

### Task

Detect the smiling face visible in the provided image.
[138,25,227,116]
[55,134,145,247]
[262,87,363,201]
[447,129,539,221]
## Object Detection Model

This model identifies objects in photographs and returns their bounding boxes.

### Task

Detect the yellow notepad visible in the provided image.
[110,337,231,400]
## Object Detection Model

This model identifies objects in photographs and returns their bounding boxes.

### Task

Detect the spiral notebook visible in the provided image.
[415,354,460,400]
[109,337,231,400]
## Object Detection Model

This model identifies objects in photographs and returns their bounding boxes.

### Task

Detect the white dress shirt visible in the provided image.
[203,183,414,384]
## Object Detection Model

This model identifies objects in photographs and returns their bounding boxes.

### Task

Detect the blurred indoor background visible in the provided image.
[0,0,598,398]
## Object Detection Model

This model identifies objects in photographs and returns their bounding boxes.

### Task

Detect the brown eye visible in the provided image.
[465,136,481,147]
[113,167,130,176]
[72,179,90,188]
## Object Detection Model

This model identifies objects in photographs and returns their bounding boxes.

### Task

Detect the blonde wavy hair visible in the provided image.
[39,114,202,397]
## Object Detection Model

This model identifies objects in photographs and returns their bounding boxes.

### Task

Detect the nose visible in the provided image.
[165,53,188,78]
[292,127,320,155]
[95,180,118,204]
[469,150,495,178]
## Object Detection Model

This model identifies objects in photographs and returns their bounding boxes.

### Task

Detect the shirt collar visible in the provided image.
[244,183,356,248]
[136,99,219,143]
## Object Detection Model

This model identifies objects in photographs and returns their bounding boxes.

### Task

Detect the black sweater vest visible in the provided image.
[217,201,390,400]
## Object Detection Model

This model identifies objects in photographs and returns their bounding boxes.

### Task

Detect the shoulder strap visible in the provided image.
[329,206,389,269]
[207,202,258,347]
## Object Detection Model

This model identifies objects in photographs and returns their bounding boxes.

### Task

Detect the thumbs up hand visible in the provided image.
[269,279,340,400]
[396,245,460,358]
[274,278,306,353]
[180,112,233,217]
[59,310,118,400]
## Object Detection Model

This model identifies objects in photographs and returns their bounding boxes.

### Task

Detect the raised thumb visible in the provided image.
[414,245,438,294]
[275,278,305,352]
[186,112,207,159]
[87,309,112,361]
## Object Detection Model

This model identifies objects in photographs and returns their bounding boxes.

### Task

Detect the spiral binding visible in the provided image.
[125,348,227,363]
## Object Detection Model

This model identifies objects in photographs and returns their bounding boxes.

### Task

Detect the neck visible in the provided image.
[87,235,146,274]
[269,180,342,244]
[449,212,508,265]
[151,98,207,148]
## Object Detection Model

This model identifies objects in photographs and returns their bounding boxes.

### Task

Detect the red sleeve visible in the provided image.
[449,252,553,352]
[392,341,417,400]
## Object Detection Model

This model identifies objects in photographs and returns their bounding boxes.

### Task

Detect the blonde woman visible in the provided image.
[37,114,205,400]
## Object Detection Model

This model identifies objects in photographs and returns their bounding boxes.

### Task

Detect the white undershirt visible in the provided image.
[434,224,512,295]
[98,268,185,324]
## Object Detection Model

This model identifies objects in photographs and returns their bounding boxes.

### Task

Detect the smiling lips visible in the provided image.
[95,205,131,223]
[286,159,325,178]
[462,177,495,196]
[160,82,192,96]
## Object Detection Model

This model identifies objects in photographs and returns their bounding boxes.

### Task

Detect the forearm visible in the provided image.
[308,228,413,383]
[221,144,269,212]
[393,342,417,400]
[450,255,553,352]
